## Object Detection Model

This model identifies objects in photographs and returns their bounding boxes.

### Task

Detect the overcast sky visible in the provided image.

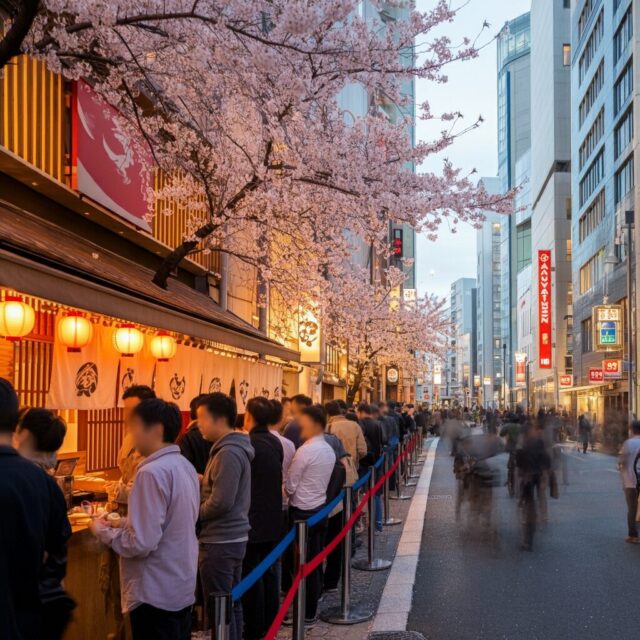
[414,0,531,299]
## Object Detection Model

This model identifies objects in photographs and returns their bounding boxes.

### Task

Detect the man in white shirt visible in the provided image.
[284,404,335,625]
[619,420,640,543]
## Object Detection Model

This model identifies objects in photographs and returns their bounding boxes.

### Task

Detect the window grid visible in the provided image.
[579,11,603,84]
[614,107,633,159]
[579,149,605,207]
[578,190,605,243]
[614,61,633,114]
[615,153,634,205]
[579,60,604,127]
[579,107,604,170]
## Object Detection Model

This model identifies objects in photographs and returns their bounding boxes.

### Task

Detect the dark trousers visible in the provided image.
[199,541,246,640]
[285,507,327,620]
[242,541,280,640]
[624,488,639,538]
[323,511,343,590]
[129,604,191,640]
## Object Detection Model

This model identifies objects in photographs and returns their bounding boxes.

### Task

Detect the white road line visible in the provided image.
[370,437,439,633]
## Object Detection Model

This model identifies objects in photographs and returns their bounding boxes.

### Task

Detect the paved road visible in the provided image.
[409,438,639,640]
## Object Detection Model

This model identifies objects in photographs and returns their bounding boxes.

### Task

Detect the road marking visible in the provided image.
[370,437,439,633]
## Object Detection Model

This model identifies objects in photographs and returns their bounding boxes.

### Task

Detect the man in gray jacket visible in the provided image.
[196,393,254,640]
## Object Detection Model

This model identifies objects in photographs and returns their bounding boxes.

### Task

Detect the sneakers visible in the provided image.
[323,585,339,593]
[625,536,639,544]
[305,616,318,627]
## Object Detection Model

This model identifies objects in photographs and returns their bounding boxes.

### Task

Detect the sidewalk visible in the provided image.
[276,438,437,640]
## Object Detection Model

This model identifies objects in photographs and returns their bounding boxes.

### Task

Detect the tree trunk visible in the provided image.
[0,0,40,71]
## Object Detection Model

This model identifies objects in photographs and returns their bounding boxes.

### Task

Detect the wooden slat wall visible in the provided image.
[85,408,124,472]
[0,55,66,183]
[153,171,221,274]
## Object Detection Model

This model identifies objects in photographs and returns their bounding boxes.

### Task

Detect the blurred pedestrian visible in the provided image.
[13,408,67,473]
[0,379,72,640]
[578,414,592,454]
[197,393,253,640]
[178,394,211,475]
[92,398,199,640]
[618,420,640,544]
[283,394,312,449]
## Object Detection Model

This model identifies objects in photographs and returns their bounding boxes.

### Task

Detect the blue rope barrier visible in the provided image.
[373,453,385,470]
[352,469,371,492]
[231,526,296,602]
[308,489,345,528]
[388,436,399,449]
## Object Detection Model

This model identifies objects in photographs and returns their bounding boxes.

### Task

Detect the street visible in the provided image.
[409,439,639,640]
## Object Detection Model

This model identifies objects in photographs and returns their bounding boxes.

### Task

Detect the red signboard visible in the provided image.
[588,368,604,384]
[73,80,151,230]
[603,358,623,380]
[538,250,552,369]
[514,352,527,384]
[559,374,573,388]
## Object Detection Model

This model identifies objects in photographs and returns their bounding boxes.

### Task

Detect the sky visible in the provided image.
[414,0,531,300]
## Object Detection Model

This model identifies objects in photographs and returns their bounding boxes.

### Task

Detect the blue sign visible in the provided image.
[599,321,617,345]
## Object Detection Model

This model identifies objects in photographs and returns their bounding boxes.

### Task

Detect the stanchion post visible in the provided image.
[404,436,417,487]
[383,451,402,525]
[210,592,231,640]
[293,520,308,640]
[408,435,420,479]
[353,467,392,572]
[390,440,410,501]
[320,488,374,624]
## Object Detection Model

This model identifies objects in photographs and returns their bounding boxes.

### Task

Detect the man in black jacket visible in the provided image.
[242,397,284,640]
[0,377,71,640]
[178,394,211,474]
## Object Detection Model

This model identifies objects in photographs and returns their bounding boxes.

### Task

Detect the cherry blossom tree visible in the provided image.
[15,1,513,362]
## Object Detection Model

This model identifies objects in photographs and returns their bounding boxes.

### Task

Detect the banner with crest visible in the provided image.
[48,318,120,410]
[232,360,283,412]
[202,353,234,396]
[154,345,205,411]
[115,342,156,407]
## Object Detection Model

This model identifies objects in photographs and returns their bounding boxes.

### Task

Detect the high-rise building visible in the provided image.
[447,278,477,406]
[476,177,505,408]
[528,0,572,410]
[569,0,636,424]
[497,14,532,402]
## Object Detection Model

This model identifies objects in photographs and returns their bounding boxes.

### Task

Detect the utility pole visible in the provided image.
[626,210,635,421]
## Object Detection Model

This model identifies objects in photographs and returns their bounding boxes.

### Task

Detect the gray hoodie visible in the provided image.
[199,431,255,544]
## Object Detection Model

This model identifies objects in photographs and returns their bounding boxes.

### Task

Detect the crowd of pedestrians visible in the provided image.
[1,372,425,640]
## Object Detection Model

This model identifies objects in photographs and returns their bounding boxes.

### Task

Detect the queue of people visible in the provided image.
[1,373,425,640]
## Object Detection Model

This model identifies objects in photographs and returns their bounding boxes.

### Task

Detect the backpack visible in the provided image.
[325,458,347,506]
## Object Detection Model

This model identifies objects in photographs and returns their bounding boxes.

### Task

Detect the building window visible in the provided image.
[614,61,633,114]
[579,107,604,170]
[581,317,593,353]
[563,44,571,67]
[579,60,604,126]
[614,5,633,64]
[579,149,604,207]
[578,189,605,242]
[614,107,633,158]
[578,0,594,39]
[578,12,603,83]
[516,221,532,272]
[615,154,634,204]
[579,248,605,294]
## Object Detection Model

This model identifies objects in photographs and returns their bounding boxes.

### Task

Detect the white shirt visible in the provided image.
[270,428,296,508]
[285,434,335,511]
[619,436,640,489]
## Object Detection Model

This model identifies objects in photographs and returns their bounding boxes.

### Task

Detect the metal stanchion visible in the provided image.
[383,452,402,525]
[292,520,308,640]
[404,436,417,487]
[408,435,420,479]
[353,467,392,571]
[321,488,373,624]
[390,440,410,501]
[210,592,231,640]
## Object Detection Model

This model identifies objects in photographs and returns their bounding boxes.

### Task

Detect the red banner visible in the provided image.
[538,250,552,369]
[73,80,151,230]
[589,368,604,384]
[514,352,527,384]
[559,374,573,388]
[603,358,622,380]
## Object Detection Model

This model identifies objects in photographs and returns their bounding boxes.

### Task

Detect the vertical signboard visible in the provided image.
[538,250,552,369]
[514,352,527,384]
[593,305,624,351]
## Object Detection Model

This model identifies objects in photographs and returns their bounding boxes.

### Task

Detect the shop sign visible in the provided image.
[514,352,527,384]
[433,364,442,386]
[483,376,492,386]
[559,374,573,388]
[386,366,399,384]
[73,81,152,230]
[537,250,552,369]
[602,358,623,380]
[593,305,624,351]
[588,368,604,384]
[298,307,321,364]
[473,374,480,387]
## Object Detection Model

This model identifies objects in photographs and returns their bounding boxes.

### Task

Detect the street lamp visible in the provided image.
[502,342,507,410]
[625,210,635,420]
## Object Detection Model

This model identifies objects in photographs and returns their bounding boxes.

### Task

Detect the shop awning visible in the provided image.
[559,381,623,393]
[0,203,299,362]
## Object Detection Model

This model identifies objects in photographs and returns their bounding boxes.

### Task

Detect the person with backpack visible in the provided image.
[284,405,336,625]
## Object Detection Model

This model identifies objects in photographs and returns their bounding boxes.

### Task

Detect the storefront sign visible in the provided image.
[537,250,552,369]
[473,374,480,387]
[602,358,623,380]
[559,374,573,388]
[593,305,624,351]
[483,376,492,386]
[433,364,442,386]
[298,307,321,364]
[73,81,152,230]
[514,352,527,384]
[588,368,604,384]
[386,367,399,384]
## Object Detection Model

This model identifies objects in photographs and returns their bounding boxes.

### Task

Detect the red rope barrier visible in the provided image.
[264,433,418,640]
